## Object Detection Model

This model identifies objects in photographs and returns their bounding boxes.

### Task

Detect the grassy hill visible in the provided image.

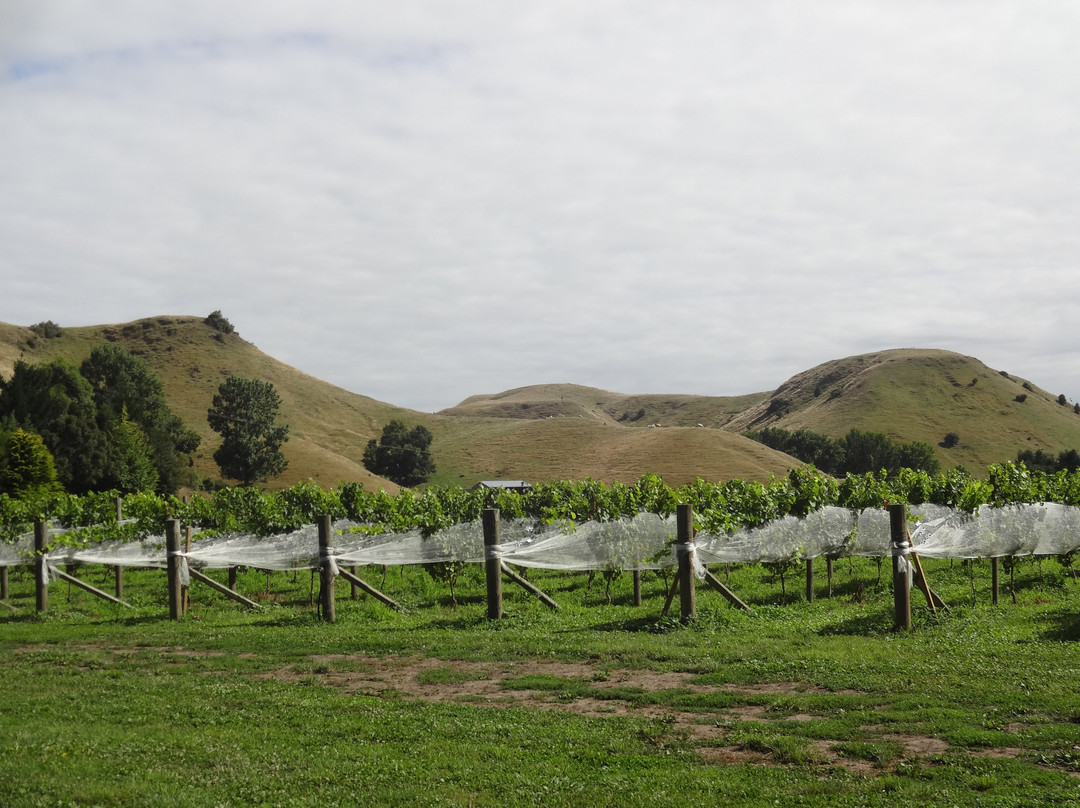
[5,319,1079,489]
[1,317,407,492]
[0,316,797,489]
[721,349,1080,471]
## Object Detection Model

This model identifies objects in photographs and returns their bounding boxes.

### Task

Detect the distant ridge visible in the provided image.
[4,318,1080,488]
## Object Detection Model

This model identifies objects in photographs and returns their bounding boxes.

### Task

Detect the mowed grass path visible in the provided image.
[2,557,1080,807]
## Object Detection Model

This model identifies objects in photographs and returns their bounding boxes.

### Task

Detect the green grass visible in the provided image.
[3,556,1080,806]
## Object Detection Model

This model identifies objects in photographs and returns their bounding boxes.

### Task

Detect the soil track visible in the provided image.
[255,654,1031,775]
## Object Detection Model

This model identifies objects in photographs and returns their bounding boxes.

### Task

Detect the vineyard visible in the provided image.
[7,465,1080,805]
[4,464,1080,621]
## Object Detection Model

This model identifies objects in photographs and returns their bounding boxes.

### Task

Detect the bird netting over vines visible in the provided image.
[4,503,1080,578]
[4,466,1080,579]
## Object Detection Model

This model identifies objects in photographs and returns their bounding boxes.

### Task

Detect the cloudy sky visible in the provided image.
[2,2,1078,412]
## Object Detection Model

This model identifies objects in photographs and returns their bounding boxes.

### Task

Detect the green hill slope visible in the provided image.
[441,349,1080,473]
[6,320,1075,488]
[2,316,407,492]
[722,349,1080,470]
[0,316,798,489]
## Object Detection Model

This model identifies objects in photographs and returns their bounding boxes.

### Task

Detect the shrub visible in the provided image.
[204,310,235,334]
[29,320,63,339]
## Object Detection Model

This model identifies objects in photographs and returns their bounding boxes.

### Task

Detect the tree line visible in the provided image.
[743,426,940,476]
[0,341,292,498]
[0,345,201,496]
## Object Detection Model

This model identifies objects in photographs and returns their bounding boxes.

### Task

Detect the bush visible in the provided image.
[29,320,63,339]
[204,310,235,334]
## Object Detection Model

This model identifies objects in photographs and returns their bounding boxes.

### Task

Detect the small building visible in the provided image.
[470,480,532,494]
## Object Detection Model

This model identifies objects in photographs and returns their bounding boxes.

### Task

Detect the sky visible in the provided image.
[2,2,1079,413]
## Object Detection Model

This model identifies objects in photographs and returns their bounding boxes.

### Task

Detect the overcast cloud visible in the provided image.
[2,1,1078,412]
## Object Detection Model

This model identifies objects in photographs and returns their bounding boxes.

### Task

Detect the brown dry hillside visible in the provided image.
[440,383,768,428]
[423,415,794,486]
[2,316,406,492]
[440,349,1080,473]
[0,316,799,489]
[7,319,1076,487]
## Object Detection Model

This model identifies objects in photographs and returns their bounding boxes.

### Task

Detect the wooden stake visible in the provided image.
[166,519,182,620]
[335,565,405,612]
[660,574,680,618]
[114,497,124,600]
[701,568,752,612]
[50,567,131,608]
[501,562,558,610]
[483,508,503,619]
[888,504,911,632]
[806,558,815,603]
[910,552,947,613]
[0,566,7,601]
[187,567,260,610]
[677,504,696,623]
[318,516,336,623]
[34,521,48,614]
[183,522,192,613]
[632,569,642,607]
[991,557,1000,605]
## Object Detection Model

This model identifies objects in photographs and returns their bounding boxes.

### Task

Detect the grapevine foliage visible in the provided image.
[5,463,1080,553]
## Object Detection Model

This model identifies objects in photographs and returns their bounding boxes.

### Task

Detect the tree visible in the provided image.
[840,429,897,475]
[0,359,110,493]
[80,344,200,493]
[894,440,940,475]
[102,407,159,493]
[1017,448,1058,473]
[207,377,289,485]
[362,420,436,486]
[1058,449,1080,473]
[0,428,62,499]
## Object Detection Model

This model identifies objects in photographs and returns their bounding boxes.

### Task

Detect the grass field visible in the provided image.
[2,556,1080,807]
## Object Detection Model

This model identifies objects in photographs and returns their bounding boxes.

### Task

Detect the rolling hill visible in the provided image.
[4,317,1080,490]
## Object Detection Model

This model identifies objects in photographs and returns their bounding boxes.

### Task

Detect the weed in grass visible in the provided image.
[833,739,906,766]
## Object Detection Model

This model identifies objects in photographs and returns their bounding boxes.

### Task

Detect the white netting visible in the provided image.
[3,503,1080,574]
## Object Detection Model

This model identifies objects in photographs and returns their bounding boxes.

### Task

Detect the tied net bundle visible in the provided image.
[3,503,1080,574]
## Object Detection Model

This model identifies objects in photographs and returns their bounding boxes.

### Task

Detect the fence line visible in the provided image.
[3,502,1080,576]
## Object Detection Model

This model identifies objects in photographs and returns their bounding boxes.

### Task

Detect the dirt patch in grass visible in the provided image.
[254,655,967,775]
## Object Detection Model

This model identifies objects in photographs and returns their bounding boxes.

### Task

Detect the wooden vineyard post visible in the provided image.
[166,519,183,620]
[483,508,503,620]
[183,521,192,613]
[0,566,7,601]
[806,558,815,603]
[889,504,912,632]
[991,557,1000,605]
[677,503,696,623]
[350,566,359,600]
[34,521,48,613]
[633,569,642,607]
[114,497,124,600]
[318,516,336,623]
